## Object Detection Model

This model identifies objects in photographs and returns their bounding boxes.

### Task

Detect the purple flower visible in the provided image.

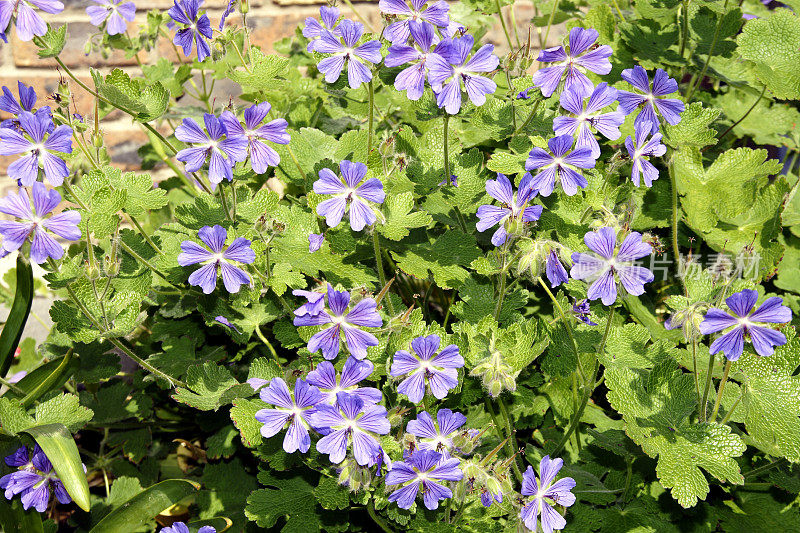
[571,298,597,326]
[476,173,543,246]
[168,0,212,61]
[0,0,64,42]
[625,120,667,187]
[174,113,247,187]
[306,356,382,405]
[519,456,576,533]
[0,111,72,186]
[86,0,135,36]
[161,522,216,533]
[699,289,792,361]
[617,66,685,134]
[379,0,450,43]
[525,134,596,197]
[311,392,390,465]
[385,449,463,510]
[390,334,463,404]
[0,182,80,263]
[0,82,45,130]
[293,284,382,360]
[570,227,654,306]
[308,233,324,252]
[517,87,534,100]
[406,409,466,457]
[314,19,381,89]
[219,102,290,175]
[427,34,498,114]
[0,445,71,512]
[218,0,234,30]
[177,224,255,294]
[385,20,448,101]
[313,160,385,231]
[255,377,323,453]
[292,289,325,317]
[303,6,340,52]
[532,27,612,98]
[546,249,569,288]
[553,83,624,159]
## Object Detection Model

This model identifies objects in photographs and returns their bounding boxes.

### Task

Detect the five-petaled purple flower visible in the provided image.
[525,134,596,197]
[385,449,463,510]
[303,6,340,52]
[385,20,448,101]
[0,445,71,512]
[406,409,466,457]
[532,27,612,98]
[617,66,685,134]
[699,289,792,361]
[427,34,499,114]
[546,249,569,288]
[553,83,624,159]
[293,284,382,360]
[177,224,255,294]
[160,522,216,533]
[219,102,290,175]
[390,334,464,404]
[311,391,390,465]
[625,120,667,187]
[255,377,323,454]
[168,0,212,61]
[0,0,64,42]
[476,173,543,247]
[175,113,247,187]
[570,227,654,306]
[314,19,381,89]
[86,0,135,36]
[519,456,576,533]
[0,111,72,186]
[314,160,385,231]
[379,0,450,44]
[0,182,80,263]
[306,356,382,406]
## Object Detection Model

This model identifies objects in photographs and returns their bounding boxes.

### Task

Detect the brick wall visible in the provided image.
[0,0,549,174]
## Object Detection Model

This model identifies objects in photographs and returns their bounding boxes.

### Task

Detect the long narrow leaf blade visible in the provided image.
[0,255,34,376]
[22,423,91,512]
[90,479,201,533]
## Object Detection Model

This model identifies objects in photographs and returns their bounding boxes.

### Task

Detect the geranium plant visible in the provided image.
[1,0,799,531]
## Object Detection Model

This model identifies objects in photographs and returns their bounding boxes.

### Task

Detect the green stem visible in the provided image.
[495,0,514,50]
[685,0,730,102]
[118,240,183,292]
[743,458,788,479]
[542,0,560,51]
[552,306,614,456]
[668,157,682,283]
[218,185,234,222]
[514,99,542,135]
[700,352,715,422]
[484,398,522,482]
[367,79,375,157]
[108,338,186,388]
[366,501,394,533]
[0,376,27,395]
[707,85,767,149]
[256,326,281,365]
[493,243,509,321]
[692,339,702,417]
[373,230,395,316]
[720,393,742,425]
[710,359,732,422]
[538,277,584,382]
[126,214,163,256]
[611,0,626,21]
[230,37,253,74]
[443,114,451,183]
[679,0,691,60]
[497,397,524,482]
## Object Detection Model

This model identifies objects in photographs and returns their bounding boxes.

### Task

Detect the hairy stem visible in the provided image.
[700,352,715,422]
[373,230,395,316]
[710,359,732,422]
[685,0,730,102]
[367,79,375,157]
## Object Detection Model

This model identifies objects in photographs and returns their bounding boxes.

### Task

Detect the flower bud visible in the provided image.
[104,255,120,278]
[469,351,517,397]
[91,131,104,148]
[665,301,710,341]
[240,0,249,14]
[387,406,404,428]
[86,261,100,281]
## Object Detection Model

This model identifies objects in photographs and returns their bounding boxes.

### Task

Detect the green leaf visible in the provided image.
[377,192,433,241]
[93,68,169,122]
[312,477,350,511]
[0,255,33,377]
[172,362,253,411]
[662,102,720,148]
[245,471,322,532]
[606,360,745,507]
[230,398,267,447]
[33,393,94,432]
[35,24,66,58]
[732,329,800,462]
[229,49,290,92]
[89,479,201,533]
[736,8,800,99]
[22,424,91,512]
[0,499,44,533]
